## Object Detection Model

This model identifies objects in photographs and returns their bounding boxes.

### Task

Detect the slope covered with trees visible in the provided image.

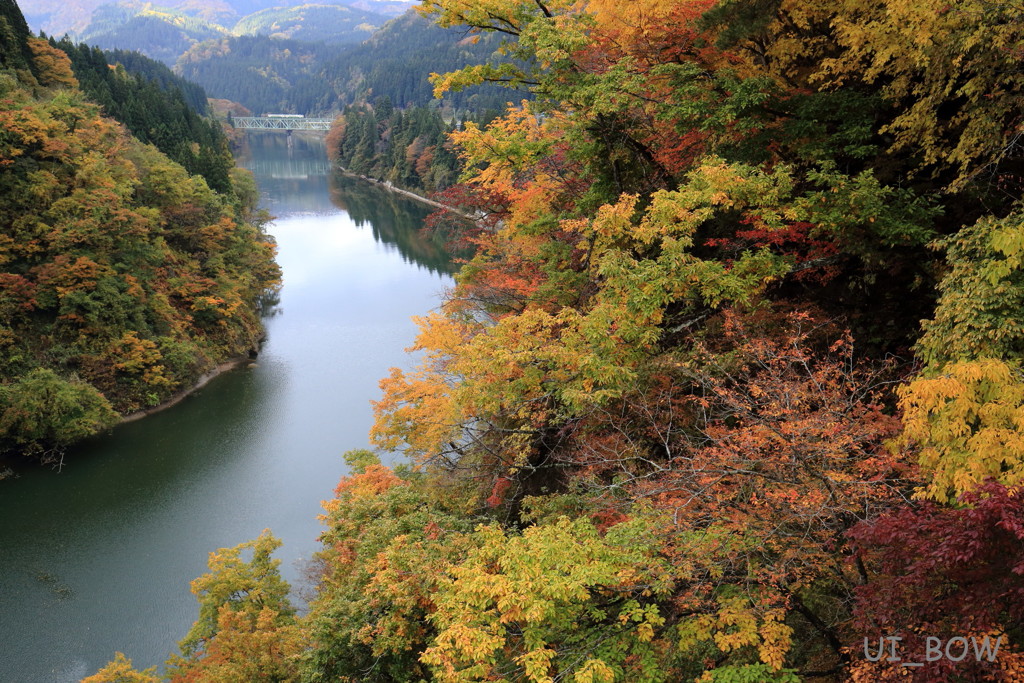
[21,0,412,45]
[91,0,1024,681]
[55,37,235,191]
[327,99,489,196]
[232,3,383,43]
[175,34,347,114]
[316,10,511,110]
[0,0,279,463]
[175,10,512,115]
[76,3,229,65]
[73,0,390,65]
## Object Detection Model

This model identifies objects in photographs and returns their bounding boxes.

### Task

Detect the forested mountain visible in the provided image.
[90,0,1024,681]
[75,0,391,62]
[232,3,383,43]
[97,46,209,110]
[71,0,386,64]
[175,34,346,114]
[77,3,228,65]
[25,0,506,111]
[176,10,511,115]
[317,10,510,110]
[19,0,411,37]
[0,0,279,462]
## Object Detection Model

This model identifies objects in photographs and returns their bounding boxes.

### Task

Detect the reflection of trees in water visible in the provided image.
[258,289,282,318]
[236,131,326,159]
[329,173,467,276]
[241,134,337,214]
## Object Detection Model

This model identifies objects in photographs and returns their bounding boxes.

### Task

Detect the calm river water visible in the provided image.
[0,134,454,682]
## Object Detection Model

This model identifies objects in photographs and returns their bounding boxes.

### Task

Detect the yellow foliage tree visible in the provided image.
[900,359,1024,502]
[81,653,159,683]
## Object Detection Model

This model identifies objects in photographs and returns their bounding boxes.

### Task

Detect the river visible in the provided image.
[0,134,455,682]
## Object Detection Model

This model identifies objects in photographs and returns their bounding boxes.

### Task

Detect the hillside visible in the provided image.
[318,9,511,110]
[232,3,383,43]
[23,0,504,111]
[0,0,279,462]
[18,0,411,40]
[76,3,228,65]
[54,37,235,191]
[70,0,387,64]
[175,34,346,114]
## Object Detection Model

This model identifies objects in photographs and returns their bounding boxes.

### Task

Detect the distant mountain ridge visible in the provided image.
[19,0,412,39]
[69,0,389,63]
[79,3,229,64]
[232,3,382,43]
[20,0,507,116]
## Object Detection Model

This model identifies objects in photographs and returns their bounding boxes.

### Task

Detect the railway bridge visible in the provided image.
[232,114,333,131]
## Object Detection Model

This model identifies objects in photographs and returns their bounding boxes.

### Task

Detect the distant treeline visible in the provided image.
[327,98,498,196]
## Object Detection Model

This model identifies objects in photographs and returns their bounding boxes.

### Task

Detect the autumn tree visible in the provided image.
[0,368,117,462]
[82,0,1024,679]
[82,653,160,683]
[367,0,944,678]
[847,482,1024,682]
[166,530,302,683]
[301,451,480,681]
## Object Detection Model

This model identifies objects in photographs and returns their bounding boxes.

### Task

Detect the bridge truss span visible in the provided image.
[232,116,333,131]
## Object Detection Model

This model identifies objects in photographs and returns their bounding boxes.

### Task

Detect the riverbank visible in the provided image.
[335,167,482,223]
[0,355,251,475]
[120,355,252,424]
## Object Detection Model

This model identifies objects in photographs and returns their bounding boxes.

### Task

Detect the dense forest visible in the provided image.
[175,11,513,115]
[82,0,1024,681]
[314,10,512,110]
[174,34,348,114]
[0,0,279,463]
[53,37,235,191]
[75,3,229,65]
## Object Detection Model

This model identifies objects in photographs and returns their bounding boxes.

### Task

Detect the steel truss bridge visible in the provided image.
[232,116,333,131]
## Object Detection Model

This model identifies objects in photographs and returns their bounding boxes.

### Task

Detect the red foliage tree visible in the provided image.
[847,482,1024,681]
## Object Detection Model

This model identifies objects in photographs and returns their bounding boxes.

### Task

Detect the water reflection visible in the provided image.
[239,133,464,276]
[246,157,333,179]
[328,174,457,276]
[0,358,286,683]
